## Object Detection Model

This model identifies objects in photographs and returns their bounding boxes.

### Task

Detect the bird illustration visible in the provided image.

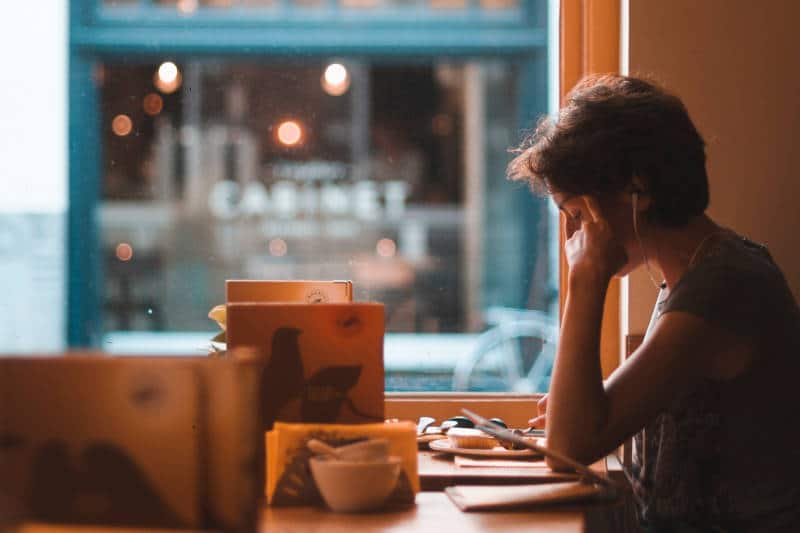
[260,327,305,431]
[29,440,184,527]
[302,365,362,422]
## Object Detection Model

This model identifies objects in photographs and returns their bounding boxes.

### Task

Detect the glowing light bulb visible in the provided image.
[154,62,182,94]
[158,62,178,84]
[325,64,347,86]
[276,120,303,146]
[116,243,134,261]
[269,238,288,257]
[111,114,133,136]
[143,93,163,116]
[321,63,351,96]
[376,238,397,258]
[177,0,198,15]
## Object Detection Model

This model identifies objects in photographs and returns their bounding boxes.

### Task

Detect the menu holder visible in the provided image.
[226,302,385,432]
[265,421,419,506]
[0,356,262,531]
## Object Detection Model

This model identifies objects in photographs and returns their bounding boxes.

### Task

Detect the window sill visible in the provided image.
[385,392,541,427]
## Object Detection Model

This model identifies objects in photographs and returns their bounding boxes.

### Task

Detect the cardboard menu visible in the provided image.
[226,279,353,304]
[0,356,263,531]
[266,421,419,506]
[201,355,264,530]
[226,302,385,432]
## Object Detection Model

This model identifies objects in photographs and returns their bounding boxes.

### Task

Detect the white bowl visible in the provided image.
[309,456,402,513]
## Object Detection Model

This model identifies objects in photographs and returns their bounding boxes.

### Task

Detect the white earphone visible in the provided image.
[631,189,666,290]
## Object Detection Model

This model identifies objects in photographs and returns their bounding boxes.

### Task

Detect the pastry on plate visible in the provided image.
[447,428,497,449]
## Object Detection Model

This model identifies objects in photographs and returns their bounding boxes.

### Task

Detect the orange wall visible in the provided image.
[625,0,800,331]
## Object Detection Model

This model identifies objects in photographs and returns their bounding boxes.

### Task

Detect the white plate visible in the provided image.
[429,437,542,458]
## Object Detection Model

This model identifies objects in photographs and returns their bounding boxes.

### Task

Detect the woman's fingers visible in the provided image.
[581,195,604,223]
[528,415,546,429]
[537,394,548,416]
[528,395,548,428]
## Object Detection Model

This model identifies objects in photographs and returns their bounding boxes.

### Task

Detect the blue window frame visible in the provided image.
[68,0,549,349]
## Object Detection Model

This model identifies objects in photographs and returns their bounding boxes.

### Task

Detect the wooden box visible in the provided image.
[226,302,385,431]
[0,356,262,531]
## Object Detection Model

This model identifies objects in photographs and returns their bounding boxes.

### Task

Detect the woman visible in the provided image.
[509,74,800,531]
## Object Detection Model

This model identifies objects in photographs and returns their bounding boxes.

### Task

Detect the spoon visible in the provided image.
[307,438,391,461]
[307,438,341,459]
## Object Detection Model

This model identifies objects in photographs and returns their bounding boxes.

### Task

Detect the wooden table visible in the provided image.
[262,452,629,533]
[261,492,589,533]
[17,455,631,533]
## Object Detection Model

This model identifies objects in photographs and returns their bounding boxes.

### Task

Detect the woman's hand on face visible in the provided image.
[527,394,548,429]
[564,196,627,284]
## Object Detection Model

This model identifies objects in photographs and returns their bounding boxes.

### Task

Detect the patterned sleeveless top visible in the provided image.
[627,231,800,532]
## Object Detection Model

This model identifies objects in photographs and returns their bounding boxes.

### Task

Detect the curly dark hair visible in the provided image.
[508,74,709,227]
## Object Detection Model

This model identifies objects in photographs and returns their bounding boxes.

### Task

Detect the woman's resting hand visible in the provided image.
[528,394,548,429]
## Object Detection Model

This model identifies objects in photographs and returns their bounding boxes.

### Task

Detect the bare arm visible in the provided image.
[546,299,731,468]
[544,196,744,469]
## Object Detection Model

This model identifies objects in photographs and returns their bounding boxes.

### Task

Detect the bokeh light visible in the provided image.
[177,0,198,14]
[154,62,182,94]
[376,238,397,258]
[116,243,134,262]
[111,114,133,136]
[276,120,303,146]
[158,62,178,84]
[269,238,288,257]
[143,93,163,116]
[321,63,351,96]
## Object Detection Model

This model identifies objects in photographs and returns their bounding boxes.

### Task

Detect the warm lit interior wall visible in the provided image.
[624,0,800,334]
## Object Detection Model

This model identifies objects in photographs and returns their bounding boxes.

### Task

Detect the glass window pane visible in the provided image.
[98,57,556,392]
[105,0,517,11]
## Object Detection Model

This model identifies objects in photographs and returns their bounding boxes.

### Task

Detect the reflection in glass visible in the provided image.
[105,0,516,9]
[98,59,556,391]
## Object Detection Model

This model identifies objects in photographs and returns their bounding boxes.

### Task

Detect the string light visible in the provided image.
[154,62,182,94]
[111,114,133,136]
[276,120,303,146]
[376,238,397,258]
[269,239,288,257]
[321,63,351,96]
[116,243,133,261]
[143,93,163,116]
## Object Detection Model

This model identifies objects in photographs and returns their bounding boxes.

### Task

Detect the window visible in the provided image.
[64,0,558,392]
